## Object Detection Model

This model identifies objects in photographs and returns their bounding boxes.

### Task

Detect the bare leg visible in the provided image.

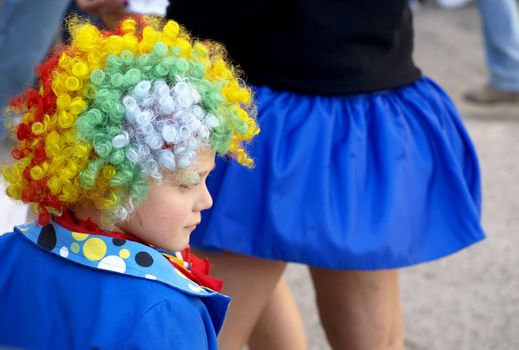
[192,249,286,350]
[248,276,308,350]
[310,268,404,350]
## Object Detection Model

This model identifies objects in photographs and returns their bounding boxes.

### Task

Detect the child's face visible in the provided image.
[118,150,216,252]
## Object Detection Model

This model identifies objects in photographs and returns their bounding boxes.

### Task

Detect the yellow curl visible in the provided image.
[100,165,116,180]
[56,94,72,111]
[58,53,73,70]
[69,97,87,115]
[58,111,76,129]
[31,122,46,136]
[70,23,104,53]
[47,176,63,195]
[72,62,90,80]
[30,166,45,180]
[121,18,137,34]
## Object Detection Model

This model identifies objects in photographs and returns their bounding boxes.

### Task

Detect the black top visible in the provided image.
[167,0,422,95]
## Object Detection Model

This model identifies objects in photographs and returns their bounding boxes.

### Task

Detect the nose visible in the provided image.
[195,182,213,212]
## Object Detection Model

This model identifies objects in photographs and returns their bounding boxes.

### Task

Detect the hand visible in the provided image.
[75,0,127,29]
[75,0,126,16]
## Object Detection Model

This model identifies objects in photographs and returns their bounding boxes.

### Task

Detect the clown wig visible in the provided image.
[1,16,258,225]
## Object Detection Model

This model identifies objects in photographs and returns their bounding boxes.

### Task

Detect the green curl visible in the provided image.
[110,73,124,87]
[137,54,153,71]
[105,55,123,74]
[109,149,125,165]
[130,181,149,202]
[79,159,104,191]
[151,42,169,60]
[109,168,134,187]
[123,68,142,86]
[90,69,106,86]
[119,50,134,66]
[94,141,113,158]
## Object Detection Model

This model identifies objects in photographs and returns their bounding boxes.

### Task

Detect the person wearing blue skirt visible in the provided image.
[168,1,486,349]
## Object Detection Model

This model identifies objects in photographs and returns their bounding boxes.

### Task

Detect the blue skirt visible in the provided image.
[191,77,485,269]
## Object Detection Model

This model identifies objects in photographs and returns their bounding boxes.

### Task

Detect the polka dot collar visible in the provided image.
[15,221,225,299]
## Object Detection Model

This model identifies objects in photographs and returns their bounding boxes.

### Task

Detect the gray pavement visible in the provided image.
[285,4,519,350]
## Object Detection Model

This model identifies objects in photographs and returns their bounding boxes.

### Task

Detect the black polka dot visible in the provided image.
[112,238,126,246]
[135,252,153,267]
[37,225,57,251]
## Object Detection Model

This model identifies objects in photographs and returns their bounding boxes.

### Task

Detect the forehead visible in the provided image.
[159,149,215,185]
[194,149,216,173]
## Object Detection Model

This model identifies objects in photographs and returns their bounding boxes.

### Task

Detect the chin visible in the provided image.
[168,238,190,253]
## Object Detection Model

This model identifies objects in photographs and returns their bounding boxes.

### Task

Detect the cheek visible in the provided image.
[138,193,191,228]
[151,209,187,227]
[128,205,186,247]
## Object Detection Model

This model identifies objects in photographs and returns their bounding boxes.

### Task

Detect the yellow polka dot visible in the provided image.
[72,232,89,241]
[83,238,107,261]
[162,252,175,260]
[71,242,80,254]
[119,249,130,259]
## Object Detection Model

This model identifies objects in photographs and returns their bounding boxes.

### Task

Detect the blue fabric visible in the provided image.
[190,77,485,269]
[476,0,519,91]
[0,223,229,350]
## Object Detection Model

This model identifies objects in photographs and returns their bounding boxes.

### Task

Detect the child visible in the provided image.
[0,15,258,350]
[167,1,486,349]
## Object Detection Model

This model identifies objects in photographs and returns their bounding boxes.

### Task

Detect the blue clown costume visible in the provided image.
[0,222,229,350]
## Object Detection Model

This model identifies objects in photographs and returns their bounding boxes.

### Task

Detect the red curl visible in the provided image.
[38,207,51,226]
[11,148,25,160]
[16,123,30,141]
[32,144,47,165]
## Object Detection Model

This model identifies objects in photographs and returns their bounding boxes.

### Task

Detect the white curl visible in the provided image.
[120,78,215,177]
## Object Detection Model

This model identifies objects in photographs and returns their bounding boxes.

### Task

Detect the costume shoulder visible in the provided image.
[13,222,230,334]
[0,230,15,240]
[122,295,218,349]
[0,230,23,252]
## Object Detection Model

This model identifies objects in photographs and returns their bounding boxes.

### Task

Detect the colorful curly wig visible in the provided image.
[1,16,258,225]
